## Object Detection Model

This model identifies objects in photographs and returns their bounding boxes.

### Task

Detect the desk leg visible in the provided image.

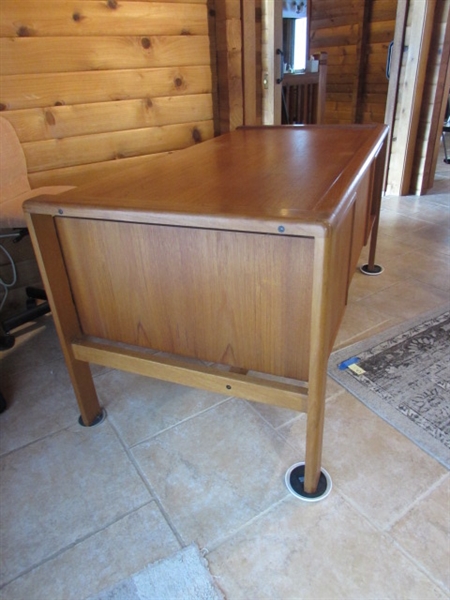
[26,213,103,426]
[285,236,332,501]
[361,140,386,276]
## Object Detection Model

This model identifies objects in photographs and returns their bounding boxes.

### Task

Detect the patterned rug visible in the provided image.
[328,306,450,469]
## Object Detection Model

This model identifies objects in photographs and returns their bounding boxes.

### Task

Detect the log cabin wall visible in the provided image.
[410,0,450,194]
[0,0,216,188]
[309,0,397,125]
[385,0,450,195]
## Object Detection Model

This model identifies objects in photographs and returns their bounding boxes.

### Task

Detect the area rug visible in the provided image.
[328,305,450,469]
[88,544,224,600]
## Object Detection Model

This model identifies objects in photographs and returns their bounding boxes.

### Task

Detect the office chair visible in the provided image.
[0,116,75,351]
[443,95,450,164]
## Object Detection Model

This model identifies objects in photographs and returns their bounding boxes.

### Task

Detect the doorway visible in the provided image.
[262,0,310,124]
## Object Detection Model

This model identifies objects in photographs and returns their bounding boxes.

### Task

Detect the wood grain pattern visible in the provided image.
[0,66,212,110]
[0,1,215,183]
[310,0,397,124]
[3,95,213,142]
[0,1,208,37]
[22,120,214,172]
[57,219,314,380]
[25,124,388,492]
[0,36,210,76]
[72,338,308,412]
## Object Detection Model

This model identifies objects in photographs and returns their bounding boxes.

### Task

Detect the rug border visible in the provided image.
[328,304,450,470]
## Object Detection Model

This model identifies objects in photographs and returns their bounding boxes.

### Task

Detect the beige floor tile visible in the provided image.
[0,502,180,600]
[375,210,431,244]
[390,249,450,291]
[208,493,447,600]
[0,316,62,380]
[0,357,80,455]
[381,196,449,225]
[355,278,449,321]
[278,392,447,530]
[390,475,450,591]
[407,223,450,256]
[347,265,409,302]
[96,369,229,447]
[333,300,399,350]
[360,230,417,263]
[0,421,151,585]
[132,398,299,548]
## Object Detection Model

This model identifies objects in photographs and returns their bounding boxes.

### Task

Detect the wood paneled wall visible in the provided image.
[386,0,450,195]
[0,0,215,187]
[411,0,450,193]
[309,0,397,124]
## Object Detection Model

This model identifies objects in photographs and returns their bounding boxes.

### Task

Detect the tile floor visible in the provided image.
[0,154,449,600]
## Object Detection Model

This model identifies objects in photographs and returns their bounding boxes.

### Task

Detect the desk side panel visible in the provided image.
[55,219,314,381]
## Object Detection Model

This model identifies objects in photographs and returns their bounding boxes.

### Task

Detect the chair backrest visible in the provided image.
[0,117,31,204]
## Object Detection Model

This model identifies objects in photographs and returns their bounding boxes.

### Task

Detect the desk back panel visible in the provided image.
[56,218,314,381]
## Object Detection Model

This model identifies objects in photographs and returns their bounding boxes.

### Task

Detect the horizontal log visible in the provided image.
[0,35,210,75]
[3,94,213,142]
[28,152,169,188]
[23,120,214,171]
[0,66,212,110]
[326,92,354,103]
[311,0,361,19]
[368,41,392,55]
[310,23,359,44]
[0,1,208,37]
[368,21,396,44]
[370,0,398,22]
[362,83,390,94]
[326,54,358,67]
[361,109,386,124]
[310,13,360,31]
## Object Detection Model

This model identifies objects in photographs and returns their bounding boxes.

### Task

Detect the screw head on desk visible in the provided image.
[278,225,285,233]
[58,208,64,215]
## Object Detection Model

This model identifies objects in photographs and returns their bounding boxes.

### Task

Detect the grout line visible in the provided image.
[201,494,292,556]
[106,412,187,548]
[126,395,233,450]
[389,536,450,597]
[384,470,450,531]
[0,500,156,590]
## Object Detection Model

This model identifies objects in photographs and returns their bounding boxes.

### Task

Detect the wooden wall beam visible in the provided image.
[241,0,257,125]
[420,4,450,192]
[383,0,409,191]
[353,0,371,123]
[386,0,437,196]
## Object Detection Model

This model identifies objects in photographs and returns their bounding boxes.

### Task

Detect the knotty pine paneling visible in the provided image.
[1,66,212,110]
[0,1,208,37]
[0,0,214,187]
[23,120,214,172]
[4,95,213,142]
[0,36,210,75]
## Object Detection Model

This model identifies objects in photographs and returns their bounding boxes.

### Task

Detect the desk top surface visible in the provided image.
[25,124,387,236]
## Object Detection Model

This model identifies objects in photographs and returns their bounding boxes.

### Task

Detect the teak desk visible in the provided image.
[25,125,388,498]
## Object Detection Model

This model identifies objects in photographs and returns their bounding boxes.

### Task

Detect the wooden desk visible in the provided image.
[24,124,388,497]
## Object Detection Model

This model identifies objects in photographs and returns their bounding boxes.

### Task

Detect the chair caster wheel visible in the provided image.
[0,333,15,351]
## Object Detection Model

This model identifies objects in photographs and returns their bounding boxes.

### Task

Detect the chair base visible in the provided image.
[0,287,51,350]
